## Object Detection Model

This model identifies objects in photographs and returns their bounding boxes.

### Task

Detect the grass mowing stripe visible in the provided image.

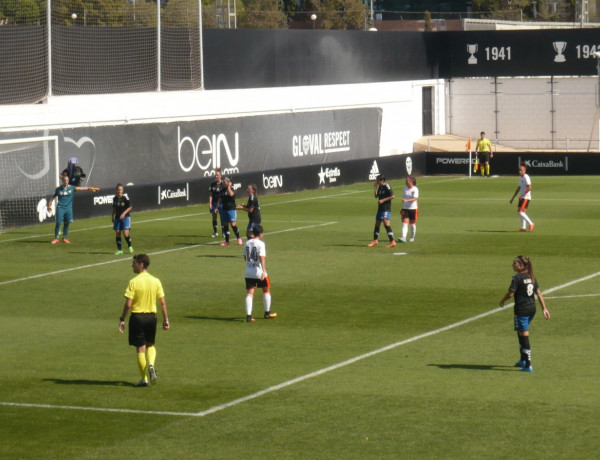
[0,221,337,286]
[0,190,359,244]
[3,271,598,418]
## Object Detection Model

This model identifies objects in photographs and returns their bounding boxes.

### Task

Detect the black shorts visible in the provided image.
[478,152,490,163]
[245,276,271,290]
[401,208,418,222]
[128,313,157,347]
[518,198,530,212]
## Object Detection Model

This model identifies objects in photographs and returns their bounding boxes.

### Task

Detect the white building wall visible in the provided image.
[447,76,598,150]
[0,80,446,157]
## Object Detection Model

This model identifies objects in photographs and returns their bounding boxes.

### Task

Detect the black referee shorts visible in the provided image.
[128,313,157,347]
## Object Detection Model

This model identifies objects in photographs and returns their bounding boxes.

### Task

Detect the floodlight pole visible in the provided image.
[587,52,600,151]
[47,0,52,97]
[157,0,161,92]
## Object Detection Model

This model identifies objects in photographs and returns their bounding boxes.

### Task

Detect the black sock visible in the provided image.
[232,225,240,239]
[125,236,132,248]
[116,237,122,250]
[212,221,218,233]
[518,335,531,366]
[373,227,379,240]
[384,225,394,241]
[224,226,230,242]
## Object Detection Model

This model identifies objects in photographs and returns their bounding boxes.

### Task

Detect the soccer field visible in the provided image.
[1,176,599,459]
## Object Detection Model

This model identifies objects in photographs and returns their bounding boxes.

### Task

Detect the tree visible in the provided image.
[238,0,288,29]
[317,0,365,30]
[15,0,40,24]
[424,10,433,30]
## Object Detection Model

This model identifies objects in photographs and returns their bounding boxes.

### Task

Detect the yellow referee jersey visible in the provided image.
[124,272,165,313]
[476,138,492,153]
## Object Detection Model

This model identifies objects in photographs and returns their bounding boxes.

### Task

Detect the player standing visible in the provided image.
[399,176,419,243]
[237,184,261,238]
[219,176,243,246]
[475,131,493,177]
[498,255,550,372]
[112,183,133,255]
[118,254,170,386]
[509,163,535,232]
[48,171,99,244]
[208,169,223,237]
[243,225,276,322]
[368,174,396,248]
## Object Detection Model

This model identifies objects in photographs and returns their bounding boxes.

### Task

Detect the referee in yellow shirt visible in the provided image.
[475,131,494,177]
[119,254,169,387]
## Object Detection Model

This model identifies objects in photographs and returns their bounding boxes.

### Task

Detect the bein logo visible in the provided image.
[177,126,240,176]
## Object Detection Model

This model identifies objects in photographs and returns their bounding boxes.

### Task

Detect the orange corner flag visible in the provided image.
[465,137,472,152]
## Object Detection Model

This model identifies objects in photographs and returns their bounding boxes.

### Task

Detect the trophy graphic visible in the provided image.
[467,44,478,65]
[553,41,567,63]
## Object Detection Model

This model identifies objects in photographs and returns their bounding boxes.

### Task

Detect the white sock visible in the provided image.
[263,293,271,312]
[520,213,532,226]
[245,295,253,316]
[410,224,416,239]
[402,223,408,239]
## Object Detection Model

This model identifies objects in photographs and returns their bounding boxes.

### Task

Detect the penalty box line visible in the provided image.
[0,221,337,287]
[2,271,599,418]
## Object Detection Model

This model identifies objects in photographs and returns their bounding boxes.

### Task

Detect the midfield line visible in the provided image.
[2,271,599,418]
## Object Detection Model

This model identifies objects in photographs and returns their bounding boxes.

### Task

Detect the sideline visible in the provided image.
[2,273,598,417]
[0,221,337,286]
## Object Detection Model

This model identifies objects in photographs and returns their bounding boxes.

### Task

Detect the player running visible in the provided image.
[243,225,276,322]
[208,169,223,237]
[399,176,419,243]
[498,255,550,372]
[368,174,396,248]
[48,171,99,244]
[237,184,261,238]
[112,183,133,255]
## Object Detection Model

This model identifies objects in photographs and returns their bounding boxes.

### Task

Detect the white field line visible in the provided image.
[0,221,337,287]
[0,190,360,244]
[2,274,599,418]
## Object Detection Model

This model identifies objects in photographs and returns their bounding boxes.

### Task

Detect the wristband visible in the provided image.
[119,317,125,322]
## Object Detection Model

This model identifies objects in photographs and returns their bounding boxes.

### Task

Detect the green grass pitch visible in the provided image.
[1,175,599,459]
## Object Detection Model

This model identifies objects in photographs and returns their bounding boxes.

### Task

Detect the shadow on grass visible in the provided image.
[466,230,514,233]
[428,364,515,371]
[195,254,238,259]
[44,378,137,387]
[185,315,244,322]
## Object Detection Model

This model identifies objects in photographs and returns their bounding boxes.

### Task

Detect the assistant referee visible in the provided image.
[118,254,169,387]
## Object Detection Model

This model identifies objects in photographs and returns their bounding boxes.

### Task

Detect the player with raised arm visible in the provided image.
[368,174,396,248]
[112,183,133,255]
[243,225,276,322]
[510,163,535,232]
[219,176,243,246]
[48,171,99,244]
[498,255,549,372]
[208,169,223,237]
[237,184,261,238]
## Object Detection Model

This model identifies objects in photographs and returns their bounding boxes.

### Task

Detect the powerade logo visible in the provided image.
[93,194,130,206]
[436,157,470,165]
[263,174,283,189]
[177,126,240,177]
[292,130,351,157]
[158,184,189,204]
[318,166,341,184]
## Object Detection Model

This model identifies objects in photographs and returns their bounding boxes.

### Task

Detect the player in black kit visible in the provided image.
[499,255,550,372]
[112,183,133,254]
[368,174,396,248]
[208,169,223,237]
[237,184,261,238]
[218,176,243,246]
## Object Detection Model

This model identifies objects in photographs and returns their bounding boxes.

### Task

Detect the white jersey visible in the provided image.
[244,238,266,279]
[402,185,419,210]
[518,174,532,200]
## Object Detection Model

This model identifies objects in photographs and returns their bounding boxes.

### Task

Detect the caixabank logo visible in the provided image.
[158,184,189,205]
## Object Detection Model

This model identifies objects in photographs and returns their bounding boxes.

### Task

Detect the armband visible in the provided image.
[119,317,125,322]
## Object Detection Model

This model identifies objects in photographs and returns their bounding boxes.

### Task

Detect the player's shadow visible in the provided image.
[466,230,513,233]
[195,254,238,259]
[185,315,244,322]
[428,364,515,372]
[44,378,137,387]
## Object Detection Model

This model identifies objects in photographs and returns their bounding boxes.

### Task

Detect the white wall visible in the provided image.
[447,76,598,150]
[0,80,446,157]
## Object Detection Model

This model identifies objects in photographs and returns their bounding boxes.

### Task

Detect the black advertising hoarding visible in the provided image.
[425,152,600,175]
[0,108,382,191]
[438,29,600,78]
